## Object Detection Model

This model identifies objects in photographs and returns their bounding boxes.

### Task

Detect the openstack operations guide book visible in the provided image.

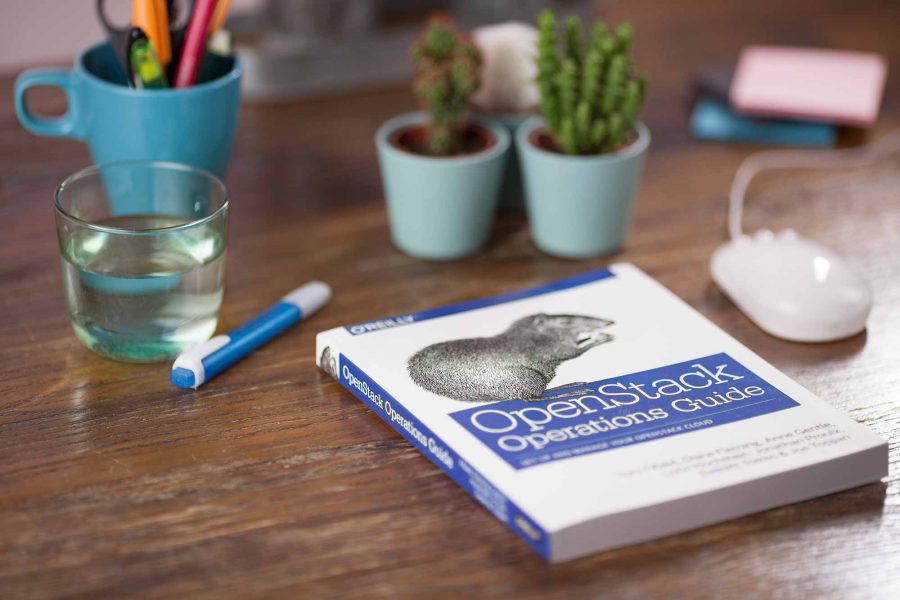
[315,263,887,562]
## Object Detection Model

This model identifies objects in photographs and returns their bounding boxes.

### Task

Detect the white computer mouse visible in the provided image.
[710,229,872,342]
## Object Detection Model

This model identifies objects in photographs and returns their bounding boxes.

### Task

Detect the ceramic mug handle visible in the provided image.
[14,69,84,139]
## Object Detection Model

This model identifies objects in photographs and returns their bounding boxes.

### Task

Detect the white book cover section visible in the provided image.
[315,263,887,562]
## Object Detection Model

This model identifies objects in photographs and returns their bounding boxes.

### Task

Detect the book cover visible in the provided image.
[315,263,887,562]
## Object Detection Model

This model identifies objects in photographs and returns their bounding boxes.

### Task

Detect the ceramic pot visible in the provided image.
[375,112,510,260]
[472,109,535,211]
[517,117,650,259]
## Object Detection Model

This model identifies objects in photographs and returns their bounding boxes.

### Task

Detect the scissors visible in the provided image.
[96,0,193,79]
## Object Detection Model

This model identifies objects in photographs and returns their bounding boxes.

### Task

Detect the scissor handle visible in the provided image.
[96,0,134,75]
[96,0,130,35]
[96,0,191,34]
[167,0,194,34]
[95,0,193,76]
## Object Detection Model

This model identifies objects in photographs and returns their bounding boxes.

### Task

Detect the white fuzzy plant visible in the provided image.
[470,22,540,113]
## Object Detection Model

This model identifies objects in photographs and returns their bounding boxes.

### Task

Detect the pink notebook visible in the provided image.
[730,46,888,126]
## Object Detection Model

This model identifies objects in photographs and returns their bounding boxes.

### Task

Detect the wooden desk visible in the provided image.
[2,1,898,597]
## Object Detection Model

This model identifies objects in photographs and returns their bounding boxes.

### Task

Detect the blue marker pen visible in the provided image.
[171,281,332,389]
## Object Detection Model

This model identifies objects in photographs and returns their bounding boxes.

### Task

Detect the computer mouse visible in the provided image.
[710,229,872,342]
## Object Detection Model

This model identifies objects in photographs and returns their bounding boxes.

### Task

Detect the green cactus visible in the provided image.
[535,11,648,155]
[411,16,481,156]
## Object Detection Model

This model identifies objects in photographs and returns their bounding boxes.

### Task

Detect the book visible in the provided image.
[690,96,836,147]
[730,46,887,126]
[315,263,887,562]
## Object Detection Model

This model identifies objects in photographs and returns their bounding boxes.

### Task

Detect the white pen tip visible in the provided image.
[284,281,332,316]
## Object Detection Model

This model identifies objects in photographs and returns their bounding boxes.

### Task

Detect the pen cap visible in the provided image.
[283,281,332,316]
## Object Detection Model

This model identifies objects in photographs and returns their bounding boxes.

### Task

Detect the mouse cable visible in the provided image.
[728,127,900,240]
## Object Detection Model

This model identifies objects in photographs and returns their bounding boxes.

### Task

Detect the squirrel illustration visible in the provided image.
[407,313,614,402]
[320,346,338,380]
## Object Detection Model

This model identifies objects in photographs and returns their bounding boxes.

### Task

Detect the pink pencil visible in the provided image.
[174,0,219,88]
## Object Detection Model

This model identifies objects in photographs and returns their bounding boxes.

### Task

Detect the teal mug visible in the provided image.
[15,43,241,179]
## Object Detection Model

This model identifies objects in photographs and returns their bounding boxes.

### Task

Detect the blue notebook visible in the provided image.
[691,96,837,147]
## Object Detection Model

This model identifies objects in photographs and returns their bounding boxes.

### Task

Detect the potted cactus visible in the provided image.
[375,15,511,260]
[517,11,650,259]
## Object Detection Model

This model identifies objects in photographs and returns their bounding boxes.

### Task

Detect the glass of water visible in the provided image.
[55,161,228,363]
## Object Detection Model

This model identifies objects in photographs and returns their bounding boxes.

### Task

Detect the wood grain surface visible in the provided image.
[2,0,899,598]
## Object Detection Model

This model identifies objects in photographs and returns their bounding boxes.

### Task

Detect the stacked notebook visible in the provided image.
[691,46,887,146]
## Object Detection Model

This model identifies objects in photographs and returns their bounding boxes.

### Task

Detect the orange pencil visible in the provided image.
[132,0,171,65]
[209,0,233,33]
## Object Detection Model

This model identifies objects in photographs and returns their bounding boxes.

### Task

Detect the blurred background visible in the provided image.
[1,0,590,99]
[3,0,896,113]
[7,0,895,218]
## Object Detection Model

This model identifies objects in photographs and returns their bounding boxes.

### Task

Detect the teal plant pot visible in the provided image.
[473,110,535,211]
[517,117,651,259]
[375,112,511,260]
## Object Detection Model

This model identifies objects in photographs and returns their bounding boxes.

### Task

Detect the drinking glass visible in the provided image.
[54,161,228,363]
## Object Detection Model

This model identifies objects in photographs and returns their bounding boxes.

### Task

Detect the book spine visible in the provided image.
[332,351,551,560]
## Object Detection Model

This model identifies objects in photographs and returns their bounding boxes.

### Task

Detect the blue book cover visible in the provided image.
[316,263,886,561]
[690,97,837,147]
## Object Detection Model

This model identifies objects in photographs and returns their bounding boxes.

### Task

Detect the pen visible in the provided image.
[207,29,233,57]
[171,281,332,389]
[174,0,219,87]
[128,28,169,89]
